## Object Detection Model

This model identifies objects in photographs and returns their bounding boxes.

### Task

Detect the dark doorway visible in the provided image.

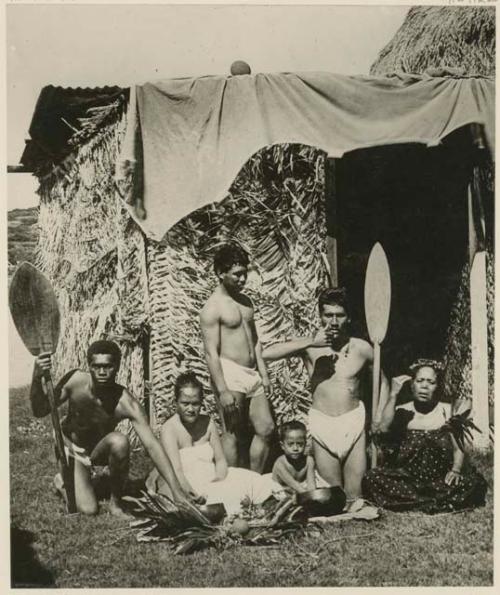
[333,128,474,377]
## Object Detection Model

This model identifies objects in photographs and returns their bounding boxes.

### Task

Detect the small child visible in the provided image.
[272,421,316,494]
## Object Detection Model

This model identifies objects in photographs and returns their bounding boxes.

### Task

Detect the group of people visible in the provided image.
[30,243,487,519]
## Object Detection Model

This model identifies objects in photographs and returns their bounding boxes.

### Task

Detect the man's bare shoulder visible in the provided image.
[200,291,223,320]
[64,370,90,390]
[350,338,374,359]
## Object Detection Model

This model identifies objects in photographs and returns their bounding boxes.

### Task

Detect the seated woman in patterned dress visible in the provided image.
[146,372,277,514]
[362,359,487,514]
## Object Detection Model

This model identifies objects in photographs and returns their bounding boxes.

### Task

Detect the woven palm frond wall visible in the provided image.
[147,144,329,429]
[35,105,150,440]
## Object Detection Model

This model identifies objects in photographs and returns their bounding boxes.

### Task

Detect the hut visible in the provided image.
[370,6,495,76]
[16,60,494,444]
[370,5,495,443]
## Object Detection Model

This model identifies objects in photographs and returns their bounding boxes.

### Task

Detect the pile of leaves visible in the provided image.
[124,491,309,555]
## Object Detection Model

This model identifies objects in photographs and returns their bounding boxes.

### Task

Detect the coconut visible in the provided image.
[230,60,251,75]
[230,518,250,536]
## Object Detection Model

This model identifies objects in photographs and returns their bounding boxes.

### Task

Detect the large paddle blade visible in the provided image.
[364,243,391,345]
[8,263,75,511]
[9,262,60,355]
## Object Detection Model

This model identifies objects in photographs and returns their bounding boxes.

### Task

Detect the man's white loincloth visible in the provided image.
[308,402,365,461]
[219,357,265,399]
[54,432,93,467]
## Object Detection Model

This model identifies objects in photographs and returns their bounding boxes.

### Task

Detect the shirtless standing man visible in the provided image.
[200,243,274,472]
[263,288,389,504]
[31,340,191,517]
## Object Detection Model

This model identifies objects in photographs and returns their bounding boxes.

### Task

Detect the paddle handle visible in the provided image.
[371,342,381,468]
[44,373,77,513]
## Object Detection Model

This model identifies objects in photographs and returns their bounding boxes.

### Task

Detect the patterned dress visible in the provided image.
[362,402,487,513]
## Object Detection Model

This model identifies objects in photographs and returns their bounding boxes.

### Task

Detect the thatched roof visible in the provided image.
[371,6,495,76]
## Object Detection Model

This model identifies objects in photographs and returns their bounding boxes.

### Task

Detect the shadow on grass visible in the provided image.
[92,473,148,502]
[11,526,55,588]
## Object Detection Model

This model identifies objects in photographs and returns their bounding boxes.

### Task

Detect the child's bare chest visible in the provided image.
[286,460,308,481]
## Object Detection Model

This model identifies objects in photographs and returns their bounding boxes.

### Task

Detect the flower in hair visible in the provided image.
[409,358,445,372]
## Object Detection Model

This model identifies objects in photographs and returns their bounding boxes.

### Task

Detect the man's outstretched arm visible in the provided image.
[119,392,189,503]
[263,328,333,362]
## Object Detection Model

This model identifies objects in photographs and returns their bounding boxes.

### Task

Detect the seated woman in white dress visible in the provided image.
[146,372,277,514]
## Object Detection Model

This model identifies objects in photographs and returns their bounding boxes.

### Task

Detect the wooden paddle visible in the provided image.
[364,243,391,468]
[9,262,76,513]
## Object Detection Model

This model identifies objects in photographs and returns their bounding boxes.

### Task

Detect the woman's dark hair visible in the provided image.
[409,358,444,379]
[279,420,307,441]
[174,371,204,401]
[318,287,349,315]
[87,340,121,366]
[213,243,249,274]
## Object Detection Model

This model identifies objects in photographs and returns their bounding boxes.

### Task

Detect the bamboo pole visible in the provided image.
[325,158,339,287]
[371,342,381,468]
[468,183,490,449]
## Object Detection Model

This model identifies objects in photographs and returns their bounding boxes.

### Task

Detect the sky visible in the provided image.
[6,3,408,209]
[6,3,408,386]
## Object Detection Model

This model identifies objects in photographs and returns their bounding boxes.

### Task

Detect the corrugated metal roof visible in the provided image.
[20,85,129,171]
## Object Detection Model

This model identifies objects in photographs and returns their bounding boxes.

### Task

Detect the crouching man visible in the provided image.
[30,340,191,517]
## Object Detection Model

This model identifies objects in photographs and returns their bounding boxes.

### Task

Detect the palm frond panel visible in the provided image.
[148,144,328,427]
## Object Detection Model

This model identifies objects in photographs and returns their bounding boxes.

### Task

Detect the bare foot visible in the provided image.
[107,497,133,520]
[172,489,191,505]
[345,498,366,513]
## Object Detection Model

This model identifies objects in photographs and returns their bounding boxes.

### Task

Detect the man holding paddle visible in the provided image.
[30,340,194,517]
[263,288,390,508]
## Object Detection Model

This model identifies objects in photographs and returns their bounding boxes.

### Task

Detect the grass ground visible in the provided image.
[10,385,493,588]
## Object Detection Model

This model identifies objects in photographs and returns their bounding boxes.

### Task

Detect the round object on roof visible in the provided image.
[230,61,251,75]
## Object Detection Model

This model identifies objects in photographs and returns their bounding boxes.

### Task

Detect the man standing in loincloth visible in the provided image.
[30,340,193,517]
[200,243,274,472]
[263,287,390,507]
